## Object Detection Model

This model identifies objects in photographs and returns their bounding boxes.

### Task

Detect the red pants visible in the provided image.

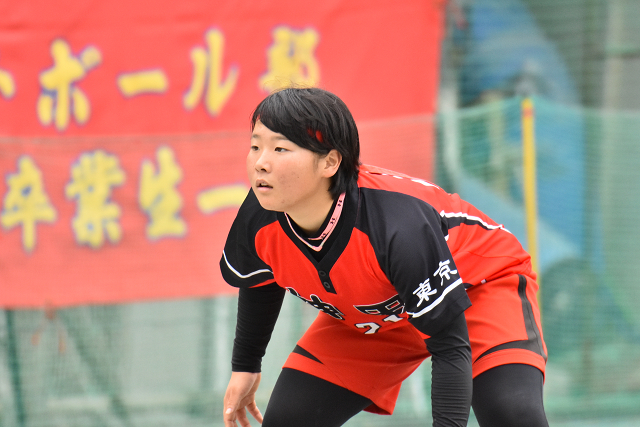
[283,274,547,415]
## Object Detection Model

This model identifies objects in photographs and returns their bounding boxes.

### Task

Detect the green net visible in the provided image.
[436,96,640,424]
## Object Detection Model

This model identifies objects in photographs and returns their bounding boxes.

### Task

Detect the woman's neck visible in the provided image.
[286,193,336,235]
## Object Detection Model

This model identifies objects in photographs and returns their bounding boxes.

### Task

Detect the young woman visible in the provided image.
[220,87,548,427]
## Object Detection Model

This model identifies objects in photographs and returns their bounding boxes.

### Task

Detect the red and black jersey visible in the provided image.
[221,165,532,337]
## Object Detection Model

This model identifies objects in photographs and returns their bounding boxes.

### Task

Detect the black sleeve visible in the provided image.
[220,190,277,289]
[387,201,470,336]
[425,312,472,427]
[231,283,286,372]
[361,189,470,337]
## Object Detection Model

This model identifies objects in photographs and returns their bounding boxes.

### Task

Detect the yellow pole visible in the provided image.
[522,98,540,286]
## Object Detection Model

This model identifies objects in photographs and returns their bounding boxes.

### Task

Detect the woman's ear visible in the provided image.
[322,149,342,178]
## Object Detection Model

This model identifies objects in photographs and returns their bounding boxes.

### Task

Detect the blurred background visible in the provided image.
[2,0,640,425]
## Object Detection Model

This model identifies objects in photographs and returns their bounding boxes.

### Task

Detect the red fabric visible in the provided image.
[0,1,444,308]
[466,274,547,378]
[255,224,411,331]
[359,165,534,285]
[282,274,547,415]
[284,313,429,415]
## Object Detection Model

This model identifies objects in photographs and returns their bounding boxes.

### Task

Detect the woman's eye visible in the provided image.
[250,145,259,151]
[275,147,288,152]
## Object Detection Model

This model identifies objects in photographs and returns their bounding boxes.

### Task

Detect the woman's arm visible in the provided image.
[224,283,286,426]
[424,312,473,427]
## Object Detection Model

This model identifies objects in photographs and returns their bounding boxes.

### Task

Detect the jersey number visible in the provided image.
[355,314,403,334]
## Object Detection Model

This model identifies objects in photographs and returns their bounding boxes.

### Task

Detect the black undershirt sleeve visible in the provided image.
[231,283,286,373]
[425,312,473,427]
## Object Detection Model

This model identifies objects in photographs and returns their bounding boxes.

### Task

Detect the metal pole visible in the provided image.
[521,98,540,285]
[5,309,27,427]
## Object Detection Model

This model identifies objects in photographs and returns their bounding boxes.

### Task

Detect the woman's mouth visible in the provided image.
[256,180,272,190]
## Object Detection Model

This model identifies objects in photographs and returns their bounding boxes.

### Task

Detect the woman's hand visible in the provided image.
[223,372,263,426]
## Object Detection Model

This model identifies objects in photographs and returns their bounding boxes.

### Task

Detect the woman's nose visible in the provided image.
[254,151,269,172]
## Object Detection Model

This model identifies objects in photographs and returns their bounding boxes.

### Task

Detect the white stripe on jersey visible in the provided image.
[222,250,272,279]
[439,211,512,234]
[407,278,463,318]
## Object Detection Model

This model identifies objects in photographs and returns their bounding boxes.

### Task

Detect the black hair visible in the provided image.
[250,87,361,199]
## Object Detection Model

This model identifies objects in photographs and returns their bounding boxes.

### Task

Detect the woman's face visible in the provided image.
[246,121,336,223]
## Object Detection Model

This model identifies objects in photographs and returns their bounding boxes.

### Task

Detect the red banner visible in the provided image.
[0,0,444,307]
